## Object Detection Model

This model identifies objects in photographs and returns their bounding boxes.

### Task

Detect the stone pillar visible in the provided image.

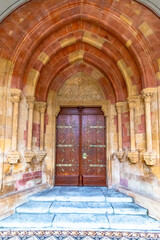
[142,88,157,166]
[127,97,139,163]
[24,96,35,163]
[7,89,21,164]
[116,102,124,161]
[37,102,47,162]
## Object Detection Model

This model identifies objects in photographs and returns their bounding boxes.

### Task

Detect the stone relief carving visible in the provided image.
[57,73,105,101]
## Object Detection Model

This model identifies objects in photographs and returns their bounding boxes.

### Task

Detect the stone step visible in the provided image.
[107,214,160,230]
[52,213,109,230]
[101,188,133,203]
[0,213,55,229]
[16,201,53,213]
[16,201,113,214]
[111,202,148,215]
[50,201,113,214]
[16,201,147,215]
[30,186,106,202]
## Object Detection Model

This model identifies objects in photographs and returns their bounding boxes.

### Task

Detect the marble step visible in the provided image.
[52,213,160,231]
[111,202,148,215]
[107,214,160,230]
[52,213,110,230]
[29,187,133,203]
[0,213,55,229]
[16,201,113,214]
[101,188,133,202]
[16,201,147,215]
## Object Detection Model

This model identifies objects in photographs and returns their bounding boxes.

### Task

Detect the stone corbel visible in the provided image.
[36,151,47,162]
[127,151,139,164]
[143,151,157,166]
[7,151,21,164]
[142,88,157,166]
[24,151,35,163]
[116,151,124,162]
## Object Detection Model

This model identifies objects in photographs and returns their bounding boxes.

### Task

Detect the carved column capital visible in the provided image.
[116,102,124,114]
[37,102,47,113]
[10,88,21,103]
[141,88,156,104]
[26,96,35,109]
[127,97,138,109]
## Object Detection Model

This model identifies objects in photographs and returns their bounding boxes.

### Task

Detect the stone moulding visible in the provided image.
[36,151,47,162]
[128,151,139,164]
[116,151,124,162]
[24,151,35,163]
[7,151,21,164]
[143,151,157,166]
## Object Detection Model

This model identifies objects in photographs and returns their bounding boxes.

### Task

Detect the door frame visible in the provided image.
[51,99,112,187]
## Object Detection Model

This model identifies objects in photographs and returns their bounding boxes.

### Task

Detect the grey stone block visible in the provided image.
[111,202,147,215]
[107,214,160,230]
[50,201,113,214]
[29,188,60,201]
[55,187,105,202]
[16,201,53,213]
[101,188,133,202]
[52,213,109,230]
[0,214,55,228]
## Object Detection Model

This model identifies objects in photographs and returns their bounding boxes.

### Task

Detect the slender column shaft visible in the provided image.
[10,89,21,151]
[37,102,47,151]
[142,89,155,153]
[145,99,152,152]
[40,111,45,151]
[26,97,35,151]
[128,98,137,151]
[116,103,123,152]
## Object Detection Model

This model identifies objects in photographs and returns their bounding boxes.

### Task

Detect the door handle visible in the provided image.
[82,152,88,159]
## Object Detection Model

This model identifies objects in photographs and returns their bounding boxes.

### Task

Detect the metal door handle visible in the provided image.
[82,153,88,159]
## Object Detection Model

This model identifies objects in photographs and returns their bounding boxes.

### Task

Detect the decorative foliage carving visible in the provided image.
[24,151,35,163]
[143,151,157,166]
[7,151,21,164]
[57,72,105,101]
[116,151,124,162]
[36,151,47,162]
[128,151,139,164]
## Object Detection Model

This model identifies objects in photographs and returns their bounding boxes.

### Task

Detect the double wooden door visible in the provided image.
[55,107,106,186]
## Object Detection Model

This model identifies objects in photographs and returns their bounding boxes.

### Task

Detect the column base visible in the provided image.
[143,151,157,166]
[24,151,35,163]
[36,151,47,162]
[7,151,21,164]
[116,151,124,162]
[128,151,139,164]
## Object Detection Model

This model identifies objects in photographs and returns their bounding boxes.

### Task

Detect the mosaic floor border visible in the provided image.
[0,230,160,240]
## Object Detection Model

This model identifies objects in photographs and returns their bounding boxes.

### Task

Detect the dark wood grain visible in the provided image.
[55,107,106,186]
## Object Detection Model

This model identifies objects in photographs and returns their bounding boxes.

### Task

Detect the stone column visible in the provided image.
[24,96,35,163]
[7,89,21,164]
[142,88,157,165]
[37,102,47,162]
[127,97,139,163]
[116,102,124,161]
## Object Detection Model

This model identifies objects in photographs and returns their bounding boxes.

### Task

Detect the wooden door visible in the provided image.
[55,107,106,186]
